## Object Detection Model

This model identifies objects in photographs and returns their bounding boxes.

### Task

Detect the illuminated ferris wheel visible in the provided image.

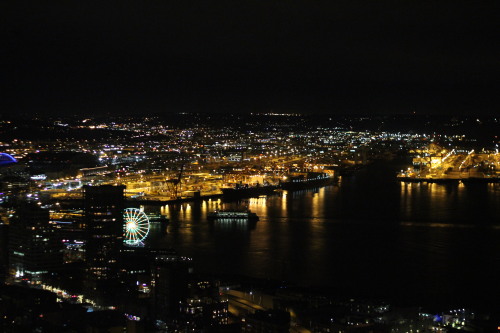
[123,208,150,245]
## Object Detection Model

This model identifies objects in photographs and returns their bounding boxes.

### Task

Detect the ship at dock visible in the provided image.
[207,210,259,221]
[221,172,335,199]
[279,172,334,191]
[221,183,278,198]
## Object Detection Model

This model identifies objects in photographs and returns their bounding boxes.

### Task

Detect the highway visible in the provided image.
[223,291,311,333]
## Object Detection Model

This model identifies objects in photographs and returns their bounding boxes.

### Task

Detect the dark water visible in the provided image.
[144,161,500,310]
[1,161,498,309]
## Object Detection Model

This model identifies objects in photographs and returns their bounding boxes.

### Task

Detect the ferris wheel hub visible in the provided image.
[123,208,150,245]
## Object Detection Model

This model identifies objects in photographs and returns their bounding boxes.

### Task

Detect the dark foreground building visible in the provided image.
[8,203,62,283]
[83,185,125,306]
[152,253,193,321]
[243,310,290,333]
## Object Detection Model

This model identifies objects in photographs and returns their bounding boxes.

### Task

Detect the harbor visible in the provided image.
[397,144,500,183]
[127,173,336,205]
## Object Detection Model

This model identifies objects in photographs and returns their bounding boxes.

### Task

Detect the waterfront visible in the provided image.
[145,161,500,310]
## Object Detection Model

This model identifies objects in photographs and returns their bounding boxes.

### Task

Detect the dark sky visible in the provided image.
[2,1,499,115]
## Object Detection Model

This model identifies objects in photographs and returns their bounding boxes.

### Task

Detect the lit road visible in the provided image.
[225,294,266,314]
[224,293,311,333]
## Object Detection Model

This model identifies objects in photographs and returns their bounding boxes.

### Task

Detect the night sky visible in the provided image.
[2,1,499,115]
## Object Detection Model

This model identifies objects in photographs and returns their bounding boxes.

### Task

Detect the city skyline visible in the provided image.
[1,113,500,331]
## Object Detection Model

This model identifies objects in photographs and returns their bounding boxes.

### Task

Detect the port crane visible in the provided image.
[165,154,186,199]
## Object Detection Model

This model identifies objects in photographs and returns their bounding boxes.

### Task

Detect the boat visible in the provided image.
[221,173,335,199]
[146,213,169,225]
[221,183,278,199]
[207,210,259,221]
[279,172,334,191]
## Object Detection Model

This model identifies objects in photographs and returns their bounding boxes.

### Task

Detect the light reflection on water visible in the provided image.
[143,162,500,309]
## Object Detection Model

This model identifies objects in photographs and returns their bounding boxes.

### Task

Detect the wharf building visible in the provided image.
[8,203,62,283]
[83,185,125,306]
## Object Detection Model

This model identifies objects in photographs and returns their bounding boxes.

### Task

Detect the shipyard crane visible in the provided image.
[166,154,186,199]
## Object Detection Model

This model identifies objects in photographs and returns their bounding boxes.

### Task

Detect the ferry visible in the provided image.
[279,172,334,191]
[145,213,169,225]
[207,210,259,221]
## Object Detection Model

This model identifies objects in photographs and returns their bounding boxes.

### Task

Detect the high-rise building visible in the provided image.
[152,253,193,321]
[180,296,229,329]
[0,224,8,284]
[49,208,85,263]
[83,185,125,305]
[179,279,229,328]
[8,203,62,283]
